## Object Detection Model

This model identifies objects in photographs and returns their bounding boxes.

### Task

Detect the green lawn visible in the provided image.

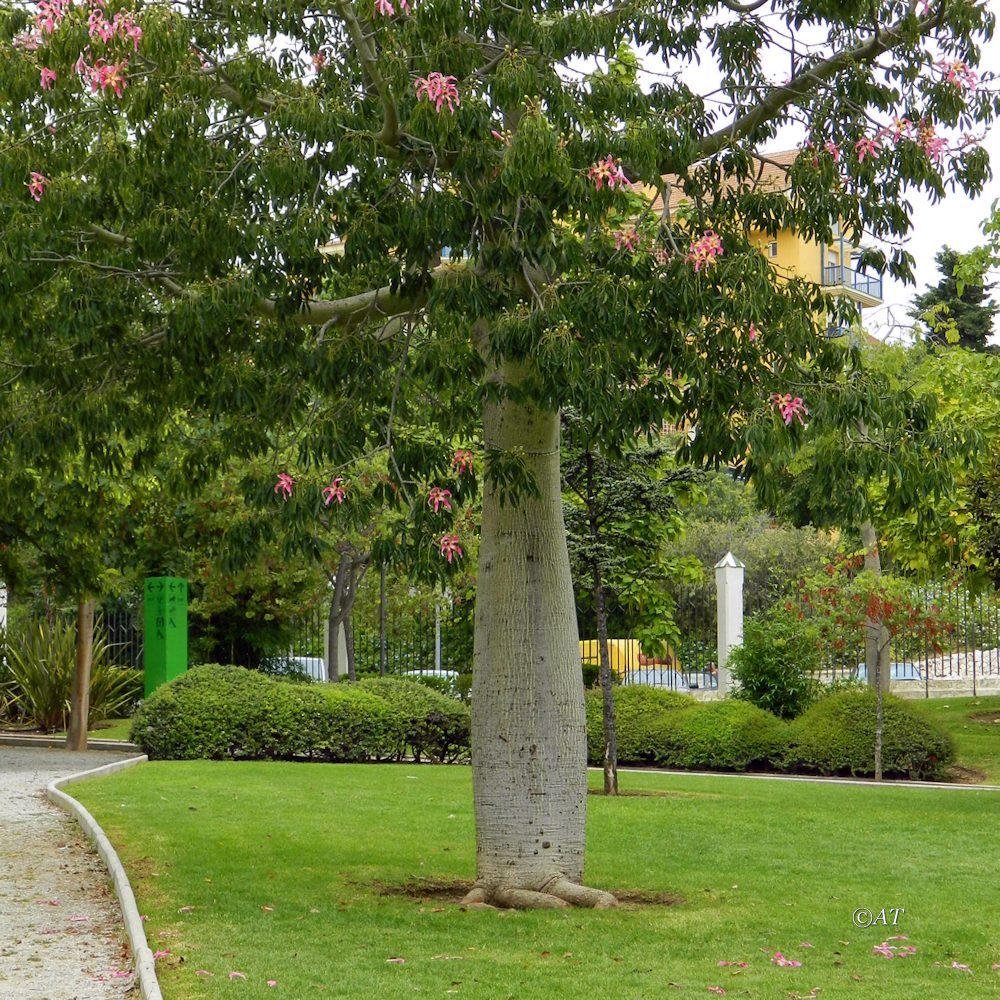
[911,695,1000,784]
[72,762,999,999]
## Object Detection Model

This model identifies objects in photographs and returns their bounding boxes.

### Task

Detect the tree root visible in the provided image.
[461,878,617,910]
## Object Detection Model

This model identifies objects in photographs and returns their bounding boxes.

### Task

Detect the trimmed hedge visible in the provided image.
[357,677,470,762]
[586,684,954,779]
[586,686,693,764]
[789,689,955,780]
[131,665,406,762]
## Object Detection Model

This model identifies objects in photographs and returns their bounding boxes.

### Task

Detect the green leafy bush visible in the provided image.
[586,686,695,764]
[131,665,471,763]
[357,677,470,762]
[729,607,822,719]
[789,690,955,779]
[664,700,790,771]
[2,617,142,730]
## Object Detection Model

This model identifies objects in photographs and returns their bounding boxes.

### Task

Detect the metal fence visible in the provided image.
[815,579,1000,697]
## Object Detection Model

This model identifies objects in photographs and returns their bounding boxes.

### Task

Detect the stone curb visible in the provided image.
[604,766,1000,791]
[46,755,163,1000]
[1,733,139,751]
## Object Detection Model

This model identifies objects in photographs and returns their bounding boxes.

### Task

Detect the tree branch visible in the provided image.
[694,10,938,162]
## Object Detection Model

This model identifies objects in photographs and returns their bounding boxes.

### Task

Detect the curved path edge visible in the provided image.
[46,755,163,1000]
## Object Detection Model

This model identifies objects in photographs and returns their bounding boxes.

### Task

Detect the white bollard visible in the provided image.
[715,552,745,696]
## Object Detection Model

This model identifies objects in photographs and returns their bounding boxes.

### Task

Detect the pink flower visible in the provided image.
[950,962,972,974]
[918,122,948,163]
[81,58,130,97]
[707,988,727,996]
[872,942,895,959]
[888,117,913,143]
[40,67,57,90]
[770,393,808,426]
[414,73,459,113]
[35,0,68,35]
[375,0,394,13]
[771,951,802,968]
[312,51,326,69]
[587,154,629,191]
[153,950,170,960]
[613,228,641,252]
[14,29,42,50]
[27,172,48,201]
[88,8,115,42]
[229,970,248,980]
[897,946,917,958]
[686,230,724,273]
[439,535,463,563]
[824,140,841,162]
[322,477,347,505]
[428,487,453,513]
[855,137,880,163]
[274,473,294,499]
[748,322,758,342]
[937,59,978,91]
[490,128,511,145]
[452,449,474,475]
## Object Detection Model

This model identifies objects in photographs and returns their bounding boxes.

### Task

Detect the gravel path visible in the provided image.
[0,747,138,1000]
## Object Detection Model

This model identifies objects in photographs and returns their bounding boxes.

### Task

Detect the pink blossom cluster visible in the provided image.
[274,472,294,499]
[917,120,948,162]
[439,534,463,563]
[27,172,48,200]
[76,54,129,97]
[375,0,410,14]
[855,136,880,163]
[428,486,452,513]
[613,228,641,252]
[937,59,978,92]
[823,140,842,162]
[414,72,459,113]
[40,66,58,88]
[685,230,724,272]
[770,392,808,426]
[323,476,347,505]
[88,7,143,49]
[451,449,474,475]
[35,0,71,35]
[587,155,629,191]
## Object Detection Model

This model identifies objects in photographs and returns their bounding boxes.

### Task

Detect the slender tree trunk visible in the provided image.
[344,617,356,681]
[860,519,889,781]
[379,562,388,676]
[464,384,615,910]
[66,597,96,751]
[585,450,618,796]
[326,565,348,681]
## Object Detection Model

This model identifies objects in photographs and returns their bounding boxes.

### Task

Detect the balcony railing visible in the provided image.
[822,263,882,300]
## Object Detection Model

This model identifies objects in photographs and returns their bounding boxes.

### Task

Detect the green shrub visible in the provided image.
[789,689,955,779]
[357,677,470,762]
[585,685,695,764]
[130,664,428,763]
[2,617,142,730]
[664,700,790,771]
[729,607,822,719]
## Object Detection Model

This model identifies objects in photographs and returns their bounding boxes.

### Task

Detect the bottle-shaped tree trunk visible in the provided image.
[464,390,615,909]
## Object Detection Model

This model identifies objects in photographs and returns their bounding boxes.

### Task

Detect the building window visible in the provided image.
[768,240,778,258]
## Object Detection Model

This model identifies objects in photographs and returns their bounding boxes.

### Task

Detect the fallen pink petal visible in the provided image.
[771,951,802,967]
[267,981,278,987]
[153,949,171,959]
[707,987,727,996]
[386,956,406,964]
[950,962,972,973]
[799,942,814,949]
[229,970,248,980]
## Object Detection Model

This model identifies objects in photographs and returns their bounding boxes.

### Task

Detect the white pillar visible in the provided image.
[715,552,745,696]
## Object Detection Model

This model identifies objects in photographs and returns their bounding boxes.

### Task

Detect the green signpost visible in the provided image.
[144,576,188,697]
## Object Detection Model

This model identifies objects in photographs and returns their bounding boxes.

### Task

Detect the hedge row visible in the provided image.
[130,665,470,763]
[586,686,955,780]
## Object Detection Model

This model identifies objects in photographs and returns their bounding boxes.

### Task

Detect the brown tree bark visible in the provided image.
[66,597,96,752]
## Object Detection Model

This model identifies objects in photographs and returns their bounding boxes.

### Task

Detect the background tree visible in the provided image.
[1,0,996,904]
[562,417,699,795]
[910,247,998,351]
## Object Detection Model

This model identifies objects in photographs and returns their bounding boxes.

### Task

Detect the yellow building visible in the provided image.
[654,149,883,334]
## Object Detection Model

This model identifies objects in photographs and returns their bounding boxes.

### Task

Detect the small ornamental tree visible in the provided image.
[1,0,997,906]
